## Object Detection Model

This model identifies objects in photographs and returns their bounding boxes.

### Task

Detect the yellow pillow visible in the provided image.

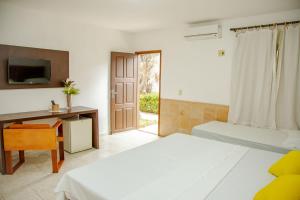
[254,175,300,200]
[269,150,300,177]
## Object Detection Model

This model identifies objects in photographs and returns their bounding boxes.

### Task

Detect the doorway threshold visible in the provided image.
[139,124,158,135]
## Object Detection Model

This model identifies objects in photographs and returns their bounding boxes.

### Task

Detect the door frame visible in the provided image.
[135,50,162,136]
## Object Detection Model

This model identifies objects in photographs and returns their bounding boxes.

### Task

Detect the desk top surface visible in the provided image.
[0,106,97,122]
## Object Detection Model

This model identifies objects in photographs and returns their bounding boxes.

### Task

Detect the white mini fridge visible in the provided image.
[63,117,92,153]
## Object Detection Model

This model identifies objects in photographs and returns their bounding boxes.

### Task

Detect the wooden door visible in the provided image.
[110,52,137,133]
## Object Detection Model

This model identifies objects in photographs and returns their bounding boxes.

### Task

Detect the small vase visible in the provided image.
[66,94,72,110]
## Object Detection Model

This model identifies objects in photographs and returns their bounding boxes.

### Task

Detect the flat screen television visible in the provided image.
[8,57,51,84]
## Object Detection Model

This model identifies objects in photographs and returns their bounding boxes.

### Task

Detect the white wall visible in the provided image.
[131,9,300,105]
[0,3,132,134]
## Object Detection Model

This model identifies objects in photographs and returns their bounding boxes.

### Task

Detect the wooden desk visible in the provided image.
[0,106,99,174]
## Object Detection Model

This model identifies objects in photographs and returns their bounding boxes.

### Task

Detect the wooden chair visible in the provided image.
[3,120,64,174]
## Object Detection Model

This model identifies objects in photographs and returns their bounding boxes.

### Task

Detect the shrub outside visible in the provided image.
[139,93,159,114]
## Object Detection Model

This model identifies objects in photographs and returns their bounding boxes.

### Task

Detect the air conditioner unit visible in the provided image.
[184,24,222,40]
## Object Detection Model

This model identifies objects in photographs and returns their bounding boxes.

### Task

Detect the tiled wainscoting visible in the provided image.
[159,99,229,136]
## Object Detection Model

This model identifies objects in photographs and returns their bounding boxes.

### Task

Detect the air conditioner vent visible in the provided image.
[184,24,222,40]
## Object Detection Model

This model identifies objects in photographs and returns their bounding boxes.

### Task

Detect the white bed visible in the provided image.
[55,133,282,200]
[192,121,300,153]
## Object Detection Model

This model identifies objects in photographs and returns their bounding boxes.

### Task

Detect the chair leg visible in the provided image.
[57,123,64,172]
[58,132,64,161]
[51,150,58,173]
[5,151,13,174]
[51,123,64,173]
[19,150,25,162]
[5,150,25,175]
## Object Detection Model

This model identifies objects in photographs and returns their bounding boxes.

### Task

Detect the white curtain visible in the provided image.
[229,29,278,129]
[229,24,300,130]
[276,25,300,130]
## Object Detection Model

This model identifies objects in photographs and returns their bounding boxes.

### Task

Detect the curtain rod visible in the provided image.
[230,20,300,32]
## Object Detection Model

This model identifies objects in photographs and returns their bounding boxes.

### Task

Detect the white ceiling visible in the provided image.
[2,0,300,32]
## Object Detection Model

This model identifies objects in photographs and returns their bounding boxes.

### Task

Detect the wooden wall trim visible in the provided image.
[0,44,69,90]
[159,98,229,136]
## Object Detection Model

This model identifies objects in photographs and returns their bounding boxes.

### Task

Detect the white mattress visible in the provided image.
[55,133,282,200]
[192,121,300,153]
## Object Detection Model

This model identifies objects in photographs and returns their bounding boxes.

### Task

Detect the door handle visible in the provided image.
[111,90,118,98]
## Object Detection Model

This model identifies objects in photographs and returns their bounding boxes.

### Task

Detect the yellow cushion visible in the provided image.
[254,175,300,200]
[269,150,300,177]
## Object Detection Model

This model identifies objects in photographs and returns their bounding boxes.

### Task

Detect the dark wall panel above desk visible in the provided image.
[0,44,69,89]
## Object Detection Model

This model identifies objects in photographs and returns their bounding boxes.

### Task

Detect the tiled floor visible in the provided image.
[0,130,159,200]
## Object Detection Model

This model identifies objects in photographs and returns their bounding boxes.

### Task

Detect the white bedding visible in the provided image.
[206,148,282,200]
[192,121,300,153]
[55,134,249,200]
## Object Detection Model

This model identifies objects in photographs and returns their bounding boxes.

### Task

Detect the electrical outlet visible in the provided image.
[218,49,225,57]
[178,89,183,96]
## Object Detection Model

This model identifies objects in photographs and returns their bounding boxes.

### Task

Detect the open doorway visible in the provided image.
[136,51,161,135]
[110,51,161,135]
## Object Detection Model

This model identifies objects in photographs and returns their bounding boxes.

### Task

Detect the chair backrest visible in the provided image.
[4,123,58,151]
[8,124,51,129]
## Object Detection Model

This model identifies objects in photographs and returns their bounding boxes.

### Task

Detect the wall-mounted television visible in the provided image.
[8,57,51,84]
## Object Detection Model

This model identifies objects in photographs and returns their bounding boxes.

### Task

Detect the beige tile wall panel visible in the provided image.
[160,99,229,136]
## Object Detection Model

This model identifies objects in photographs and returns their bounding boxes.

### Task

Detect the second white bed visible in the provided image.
[192,121,300,153]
